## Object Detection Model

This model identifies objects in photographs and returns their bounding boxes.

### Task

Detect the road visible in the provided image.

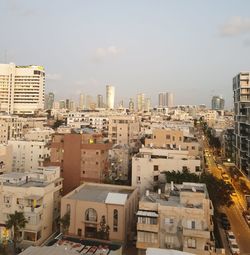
[204,140,250,254]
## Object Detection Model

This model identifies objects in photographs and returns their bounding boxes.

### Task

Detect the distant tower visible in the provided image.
[211,96,224,110]
[145,98,151,112]
[158,93,164,107]
[59,100,65,109]
[45,92,55,110]
[106,85,115,109]
[137,93,145,112]
[65,99,70,110]
[86,95,93,109]
[79,93,85,110]
[97,94,104,108]
[166,92,174,108]
[129,98,134,112]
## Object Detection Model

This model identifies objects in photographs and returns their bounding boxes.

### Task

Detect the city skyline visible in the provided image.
[1,1,250,108]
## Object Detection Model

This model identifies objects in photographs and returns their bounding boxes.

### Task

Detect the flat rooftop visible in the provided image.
[68,183,134,204]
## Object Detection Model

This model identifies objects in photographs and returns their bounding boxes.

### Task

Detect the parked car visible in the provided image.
[226,231,236,243]
[229,240,240,254]
[219,213,231,230]
[242,211,250,227]
[221,173,230,184]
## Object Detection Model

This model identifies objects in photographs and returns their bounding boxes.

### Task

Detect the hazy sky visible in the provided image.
[1,0,250,108]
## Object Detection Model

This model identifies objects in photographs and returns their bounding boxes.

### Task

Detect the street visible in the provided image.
[204,140,250,254]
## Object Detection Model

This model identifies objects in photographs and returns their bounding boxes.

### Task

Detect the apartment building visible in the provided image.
[61,183,138,246]
[0,144,11,174]
[132,147,201,194]
[136,182,214,255]
[6,140,50,172]
[108,115,140,146]
[49,131,112,195]
[233,72,250,178]
[24,127,54,142]
[0,63,45,115]
[0,166,62,246]
[145,129,200,156]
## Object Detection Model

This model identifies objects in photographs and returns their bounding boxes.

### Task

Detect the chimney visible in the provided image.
[158,188,161,195]
[171,181,174,191]
[146,190,149,196]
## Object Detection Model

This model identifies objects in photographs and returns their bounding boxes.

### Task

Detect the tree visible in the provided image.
[97,216,110,240]
[59,212,70,234]
[5,211,28,251]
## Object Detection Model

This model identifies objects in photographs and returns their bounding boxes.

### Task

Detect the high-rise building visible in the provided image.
[233,72,250,177]
[166,92,174,108]
[0,63,45,114]
[129,98,134,112]
[158,93,165,107]
[79,93,85,110]
[44,92,54,110]
[211,96,225,110]
[145,97,151,112]
[86,95,93,109]
[106,85,115,109]
[137,93,145,112]
[97,94,103,108]
[65,99,70,110]
[59,100,65,109]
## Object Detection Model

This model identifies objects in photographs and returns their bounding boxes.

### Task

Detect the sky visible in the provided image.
[0,0,250,109]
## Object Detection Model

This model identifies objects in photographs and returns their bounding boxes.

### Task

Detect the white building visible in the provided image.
[7,140,50,172]
[137,93,145,112]
[0,166,62,247]
[0,63,45,115]
[24,127,54,142]
[132,147,201,194]
[106,85,115,109]
[136,182,214,255]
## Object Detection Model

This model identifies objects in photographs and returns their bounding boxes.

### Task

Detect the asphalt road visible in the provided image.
[204,142,250,255]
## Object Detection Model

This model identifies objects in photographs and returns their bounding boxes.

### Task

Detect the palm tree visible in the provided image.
[5,211,28,251]
[59,212,70,234]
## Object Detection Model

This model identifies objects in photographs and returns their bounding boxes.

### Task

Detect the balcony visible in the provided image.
[137,223,159,233]
[136,241,159,250]
[183,227,210,239]
[24,205,43,214]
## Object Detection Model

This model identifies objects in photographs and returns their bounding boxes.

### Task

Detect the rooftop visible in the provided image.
[67,183,134,204]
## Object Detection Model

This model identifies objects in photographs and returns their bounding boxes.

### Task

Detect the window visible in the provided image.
[192,146,195,150]
[96,151,99,155]
[187,238,196,249]
[179,137,182,141]
[172,136,175,141]
[85,208,97,222]
[166,135,170,139]
[113,209,118,232]
[165,218,174,224]
[66,204,71,213]
[153,165,159,171]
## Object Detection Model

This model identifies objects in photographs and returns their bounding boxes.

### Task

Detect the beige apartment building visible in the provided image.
[145,129,200,156]
[0,166,62,247]
[0,63,45,115]
[0,144,11,174]
[136,182,214,255]
[61,183,138,246]
[108,115,140,146]
[132,147,201,194]
[48,131,112,195]
[6,140,50,172]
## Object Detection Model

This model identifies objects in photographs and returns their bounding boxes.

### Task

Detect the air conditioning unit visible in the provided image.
[19,205,24,209]
[6,204,11,208]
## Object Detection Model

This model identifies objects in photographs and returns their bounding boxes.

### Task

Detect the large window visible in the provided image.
[187,238,196,249]
[113,209,118,232]
[85,208,97,222]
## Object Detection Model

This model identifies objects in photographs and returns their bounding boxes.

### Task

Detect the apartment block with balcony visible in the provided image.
[132,147,201,194]
[6,140,50,172]
[136,182,214,255]
[0,166,63,247]
[48,131,112,195]
[108,115,140,147]
[61,183,138,247]
[145,129,200,157]
[233,72,250,178]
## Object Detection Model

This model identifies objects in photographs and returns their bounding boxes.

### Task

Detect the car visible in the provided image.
[219,213,231,230]
[229,240,240,254]
[242,211,250,226]
[231,191,237,197]
[221,173,230,184]
[226,231,236,243]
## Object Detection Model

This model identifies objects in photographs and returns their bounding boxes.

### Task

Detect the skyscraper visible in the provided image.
[45,92,55,110]
[97,94,104,108]
[158,93,165,107]
[158,92,174,108]
[106,85,115,109]
[137,93,145,112]
[79,93,85,110]
[129,98,134,112]
[233,72,250,177]
[211,96,225,110]
[0,63,45,114]
[145,98,151,112]
[166,92,174,108]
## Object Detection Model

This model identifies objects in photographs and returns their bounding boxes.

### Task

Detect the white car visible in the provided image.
[229,241,240,254]
[226,231,236,243]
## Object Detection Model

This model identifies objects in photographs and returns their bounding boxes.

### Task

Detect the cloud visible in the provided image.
[94,46,122,60]
[46,73,62,81]
[220,16,250,36]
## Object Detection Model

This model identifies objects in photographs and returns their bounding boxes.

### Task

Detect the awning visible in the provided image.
[136,210,158,217]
